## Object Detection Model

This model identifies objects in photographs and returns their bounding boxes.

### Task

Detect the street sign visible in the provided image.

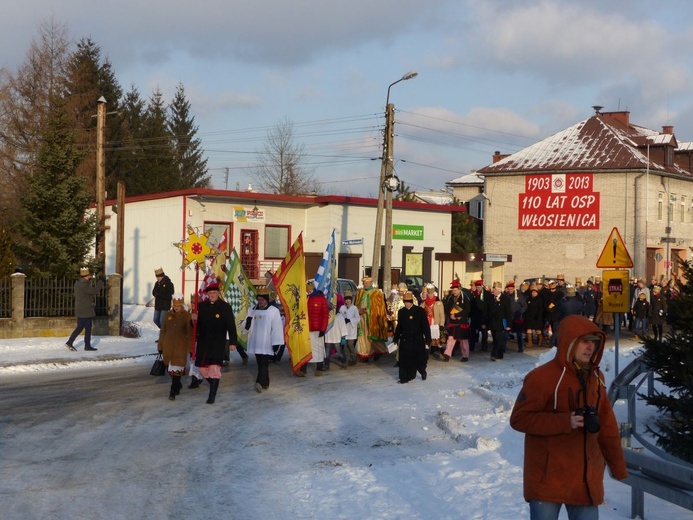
[596,227,634,268]
[602,270,630,313]
[342,238,363,246]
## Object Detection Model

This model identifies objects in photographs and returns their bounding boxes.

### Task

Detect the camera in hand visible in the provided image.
[575,405,600,433]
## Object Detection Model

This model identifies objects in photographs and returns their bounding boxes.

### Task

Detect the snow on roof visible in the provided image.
[478,114,691,177]
[446,172,484,186]
[412,191,454,205]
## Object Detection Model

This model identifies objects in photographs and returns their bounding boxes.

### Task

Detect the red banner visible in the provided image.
[518,173,599,229]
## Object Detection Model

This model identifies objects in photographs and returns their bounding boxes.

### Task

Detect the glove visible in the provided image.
[319,331,325,337]
[344,318,351,324]
[245,317,252,330]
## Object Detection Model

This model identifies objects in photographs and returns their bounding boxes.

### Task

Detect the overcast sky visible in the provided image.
[2,0,693,196]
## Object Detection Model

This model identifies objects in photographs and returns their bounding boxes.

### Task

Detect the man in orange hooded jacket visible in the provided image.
[510,315,627,520]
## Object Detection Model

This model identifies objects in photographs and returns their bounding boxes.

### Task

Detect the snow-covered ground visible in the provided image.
[0,306,687,519]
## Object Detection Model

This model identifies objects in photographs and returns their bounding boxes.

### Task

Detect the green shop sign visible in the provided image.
[392,224,424,240]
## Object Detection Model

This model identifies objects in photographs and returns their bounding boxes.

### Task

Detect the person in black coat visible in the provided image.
[469,280,491,351]
[649,285,667,342]
[393,292,431,384]
[524,285,545,346]
[553,285,584,346]
[439,279,471,362]
[488,282,513,361]
[193,283,238,404]
[152,268,174,330]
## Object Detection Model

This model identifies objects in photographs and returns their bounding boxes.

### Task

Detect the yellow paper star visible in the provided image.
[174,225,221,269]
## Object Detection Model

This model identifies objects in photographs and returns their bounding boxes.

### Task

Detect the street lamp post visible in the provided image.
[371,71,417,293]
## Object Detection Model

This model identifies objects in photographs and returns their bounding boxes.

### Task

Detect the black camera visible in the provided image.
[575,405,600,433]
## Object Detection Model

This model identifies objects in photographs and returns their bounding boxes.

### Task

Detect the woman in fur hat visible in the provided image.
[159,293,193,400]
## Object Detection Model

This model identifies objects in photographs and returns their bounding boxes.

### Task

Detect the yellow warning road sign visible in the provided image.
[596,227,633,268]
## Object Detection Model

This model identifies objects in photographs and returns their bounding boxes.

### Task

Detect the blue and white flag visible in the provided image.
[314,230,337,330]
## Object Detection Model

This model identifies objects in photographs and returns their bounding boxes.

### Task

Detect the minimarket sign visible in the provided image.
[392,224,424,240]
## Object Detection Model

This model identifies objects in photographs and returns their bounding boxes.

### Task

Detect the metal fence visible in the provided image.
[23,277,108,318]
[0,277,10,319]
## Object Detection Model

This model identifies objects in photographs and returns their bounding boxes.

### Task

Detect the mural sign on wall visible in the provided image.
[518,173,599,229]
[233,206,265,222]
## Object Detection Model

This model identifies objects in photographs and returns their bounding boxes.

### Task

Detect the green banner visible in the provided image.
[393,224,424,240]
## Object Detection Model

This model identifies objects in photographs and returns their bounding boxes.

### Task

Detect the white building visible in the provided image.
[103,189,466,304]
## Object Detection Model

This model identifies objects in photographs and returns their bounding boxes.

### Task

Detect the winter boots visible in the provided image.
[169,375,182,400]
[526,331,534,347]
[188,376,202,389]
[206,378,219,404]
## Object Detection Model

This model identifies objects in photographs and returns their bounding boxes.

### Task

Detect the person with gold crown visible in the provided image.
[159,293,192,400]
[354,276,389,361]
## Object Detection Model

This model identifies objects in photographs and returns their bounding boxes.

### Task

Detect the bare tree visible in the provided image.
[251,117,318,195]
[0,18,71,230]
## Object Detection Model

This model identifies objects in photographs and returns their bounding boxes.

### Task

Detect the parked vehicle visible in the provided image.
[403,275,425,301]
[307,278,358,297]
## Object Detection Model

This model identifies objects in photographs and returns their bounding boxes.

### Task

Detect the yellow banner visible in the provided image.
[272,233,312,373]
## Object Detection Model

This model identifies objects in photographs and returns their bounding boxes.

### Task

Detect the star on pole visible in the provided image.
[174,224,221,269]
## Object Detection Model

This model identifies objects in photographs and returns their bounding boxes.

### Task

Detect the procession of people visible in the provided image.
[151,269,677,407]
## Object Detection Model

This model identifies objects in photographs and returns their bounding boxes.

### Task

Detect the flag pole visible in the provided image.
[191,262,200,359]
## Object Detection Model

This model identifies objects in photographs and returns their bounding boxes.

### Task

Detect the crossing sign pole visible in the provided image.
[596,228,632,377]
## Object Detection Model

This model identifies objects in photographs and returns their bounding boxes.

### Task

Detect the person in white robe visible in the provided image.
[246,289,285,393]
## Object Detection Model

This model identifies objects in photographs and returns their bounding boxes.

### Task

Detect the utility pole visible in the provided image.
[96,96,106,268]
[224,167,229,190]
[371,71,418,289]
[383,103,396,295]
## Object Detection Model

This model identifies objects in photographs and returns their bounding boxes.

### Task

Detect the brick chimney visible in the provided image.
[662,125,674,134]
[492,151,510,163]
[601,111,630,127]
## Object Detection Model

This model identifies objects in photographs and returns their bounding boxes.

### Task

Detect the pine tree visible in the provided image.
[64,37,124,199]
[0,226,17,278]
[140,88,176,192]
[168,83,210,189]
[451,200,481,253]
[15,98,96,277]
[641,260,693,463]
[118,85,148,196]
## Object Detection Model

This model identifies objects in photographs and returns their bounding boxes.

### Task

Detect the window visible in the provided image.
[658,192,663,220]
[681,196,686,223]
[669,194,675,222]
[265,225,290,259]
